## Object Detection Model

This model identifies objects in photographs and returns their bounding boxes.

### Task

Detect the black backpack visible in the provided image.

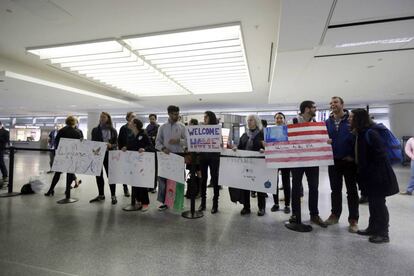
[20,183,34,194]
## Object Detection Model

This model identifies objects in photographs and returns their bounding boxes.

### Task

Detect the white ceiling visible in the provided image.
[0,0,279,115]
[0,0,414,116]
[269,0,414,107]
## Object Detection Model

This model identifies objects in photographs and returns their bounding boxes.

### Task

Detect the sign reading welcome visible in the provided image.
[186,125,222,152]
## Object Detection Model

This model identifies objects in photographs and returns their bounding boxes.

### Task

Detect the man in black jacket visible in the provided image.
[0,121,9,187]
[145,113,159,193]
[117,112,136,197]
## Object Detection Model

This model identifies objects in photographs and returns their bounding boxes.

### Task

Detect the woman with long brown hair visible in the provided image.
[349,108,399,243]
[90,112,119,204]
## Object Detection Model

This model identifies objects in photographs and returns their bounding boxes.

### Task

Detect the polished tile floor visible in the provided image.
[1,152,414,276]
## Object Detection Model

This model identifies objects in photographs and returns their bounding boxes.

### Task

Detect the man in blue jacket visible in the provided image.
[324,97,359,233]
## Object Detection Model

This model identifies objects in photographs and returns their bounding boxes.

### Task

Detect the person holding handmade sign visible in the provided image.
[118,112,139,197]
[45,116,82,197]
[198,111,221,214]
[231,114,266,216]
[90,112,119,205]
[121,118,154,211]
[289,101,327,230]
[271,112,291,214]
[155,105,187,211]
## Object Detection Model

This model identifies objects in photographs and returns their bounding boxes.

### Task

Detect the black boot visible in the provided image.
[198,198,206,211]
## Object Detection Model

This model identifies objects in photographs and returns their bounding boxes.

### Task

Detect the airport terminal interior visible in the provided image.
[1,0,414,275]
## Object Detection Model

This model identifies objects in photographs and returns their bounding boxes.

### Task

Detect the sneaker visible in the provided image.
[141,204,149,212]
[400,191,412,195]
[111,196,117,205]
[310,215,328,228]
[257,209,265,216]
[2,177,8,184]
[89,195,105,203]
[270,204,280,212]
[348,220,359,233]
[158,204,168,211]
[240,208,251,215]
[283,206,291,214]
[369,235,389,244]
[324,214,339,225]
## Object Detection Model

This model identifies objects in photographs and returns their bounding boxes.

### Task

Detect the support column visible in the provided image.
[87,112,100,140]
[389,103,414,138]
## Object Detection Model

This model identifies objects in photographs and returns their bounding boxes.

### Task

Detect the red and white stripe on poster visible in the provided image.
[265,122,334,168]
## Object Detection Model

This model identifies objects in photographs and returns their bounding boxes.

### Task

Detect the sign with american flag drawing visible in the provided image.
[264,122,334,168]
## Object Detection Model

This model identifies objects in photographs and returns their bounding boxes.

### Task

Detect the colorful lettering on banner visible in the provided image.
[52,138,106,176]
[265,122,334,168]
[218,154,277,194]
[186,125,222,152]
[108,151,155,188]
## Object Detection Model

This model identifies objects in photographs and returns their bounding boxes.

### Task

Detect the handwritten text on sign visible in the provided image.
[186,125,222,152]
[157,152,185,184]
[52,138,106,176]
[108,151,155,188]
[218,155,277,194]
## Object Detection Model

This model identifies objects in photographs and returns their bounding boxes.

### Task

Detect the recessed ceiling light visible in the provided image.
[27,23,252,96]
[335,37,414,48]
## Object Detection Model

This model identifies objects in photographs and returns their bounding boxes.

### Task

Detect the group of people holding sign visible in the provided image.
[46,97,399,244]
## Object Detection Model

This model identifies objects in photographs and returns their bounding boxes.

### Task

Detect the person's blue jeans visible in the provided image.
[407,160,414,193]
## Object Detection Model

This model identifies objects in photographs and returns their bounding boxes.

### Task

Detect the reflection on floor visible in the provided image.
[1,152,414,276]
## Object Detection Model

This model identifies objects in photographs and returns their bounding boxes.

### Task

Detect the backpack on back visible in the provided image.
[365,123,403,164]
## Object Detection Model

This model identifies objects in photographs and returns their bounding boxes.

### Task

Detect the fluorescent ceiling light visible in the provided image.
[28,23,252,96]
[335,37,414,48]
[2,71,133,105]
[28,41,122,59]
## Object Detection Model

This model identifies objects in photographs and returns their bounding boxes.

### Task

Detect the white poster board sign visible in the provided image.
[157,152,185,184]
[221,149,263,158]
[52,138,106,176]
[219,156,277,193]
[108,151,155,188]
[265,122,334,168]
[186,125,222,152]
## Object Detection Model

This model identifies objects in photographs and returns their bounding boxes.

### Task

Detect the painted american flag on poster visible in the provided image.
[264,122,334,168]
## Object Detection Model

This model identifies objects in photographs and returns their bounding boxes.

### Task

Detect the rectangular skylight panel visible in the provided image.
[134,39,241,55]
[162,62,246,73]
[69,60,144,71]
[50,48,131,64]
[174,72,247,81]
[150,52,243,65]
[60,55,138,68]
[124,25,240,50]
[145,46,242,60]
[170,68,247,77]
[28,41,122,59]
[77,65,148,74]
[156,56,244,69]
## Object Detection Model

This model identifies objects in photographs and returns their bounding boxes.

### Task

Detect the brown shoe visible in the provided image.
[324,214,339,225]
[310,215,328,228]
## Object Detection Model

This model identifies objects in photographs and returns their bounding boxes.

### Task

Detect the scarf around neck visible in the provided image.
[246,128,260,150]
